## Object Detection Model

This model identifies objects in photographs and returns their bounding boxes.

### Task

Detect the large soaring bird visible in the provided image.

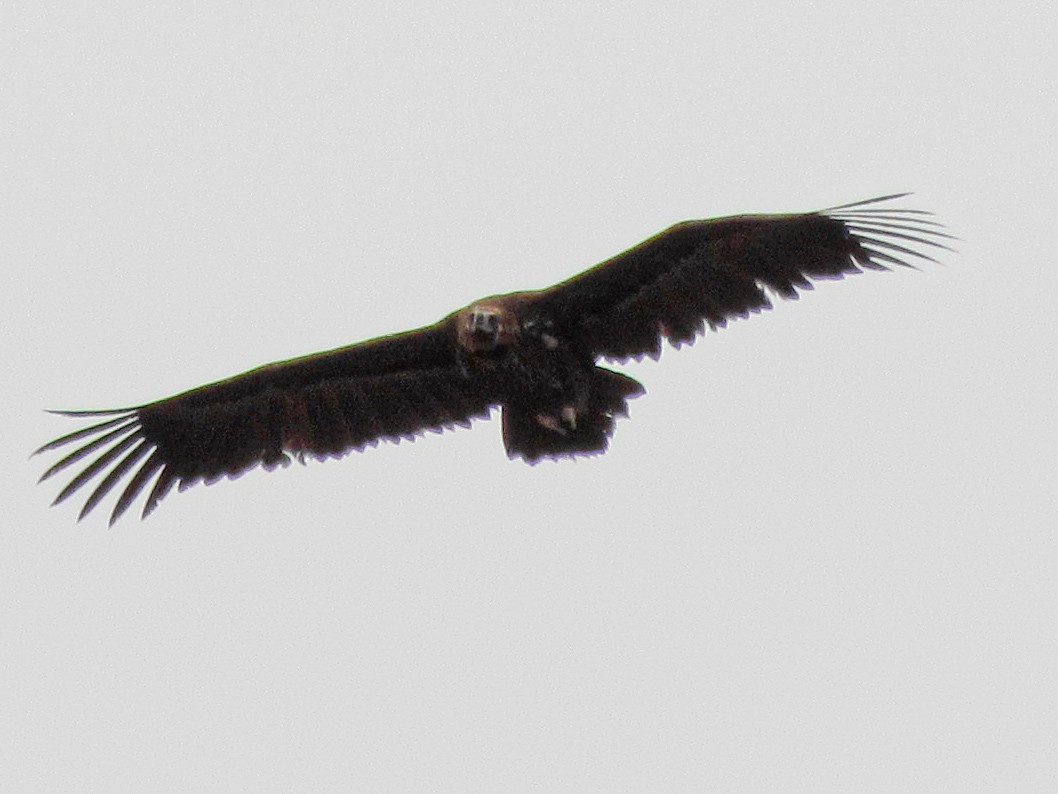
[36,194,950,525]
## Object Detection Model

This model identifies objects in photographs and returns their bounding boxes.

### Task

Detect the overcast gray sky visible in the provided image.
[3,2,1056,791]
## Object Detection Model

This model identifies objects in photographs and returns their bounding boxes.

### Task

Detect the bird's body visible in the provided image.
[37,194,951,524]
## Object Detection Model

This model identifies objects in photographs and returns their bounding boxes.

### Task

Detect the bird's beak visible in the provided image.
[468,310,501,348]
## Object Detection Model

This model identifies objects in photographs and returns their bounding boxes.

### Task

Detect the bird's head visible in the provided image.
[457,301,519,353]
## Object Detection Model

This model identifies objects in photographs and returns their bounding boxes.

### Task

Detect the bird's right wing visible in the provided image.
[36,319,500,525]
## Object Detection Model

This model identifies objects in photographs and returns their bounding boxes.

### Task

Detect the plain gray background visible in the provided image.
[3,2,1055,791]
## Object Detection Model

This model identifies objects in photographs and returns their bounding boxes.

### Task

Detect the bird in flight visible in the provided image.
[36,194,950,525]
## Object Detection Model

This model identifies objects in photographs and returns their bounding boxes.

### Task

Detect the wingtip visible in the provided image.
[820,192,914,212]
[45,407,138,417]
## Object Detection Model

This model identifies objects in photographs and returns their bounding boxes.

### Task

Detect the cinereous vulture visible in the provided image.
[36,194,950,524]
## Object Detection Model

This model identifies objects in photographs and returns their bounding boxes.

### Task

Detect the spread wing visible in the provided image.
[533,194,953,361]
[36,320,498,525]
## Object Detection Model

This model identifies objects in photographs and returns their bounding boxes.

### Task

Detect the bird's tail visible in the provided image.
[502,367,644,463]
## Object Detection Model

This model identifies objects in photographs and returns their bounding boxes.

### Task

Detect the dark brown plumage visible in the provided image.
[36,194,951,524]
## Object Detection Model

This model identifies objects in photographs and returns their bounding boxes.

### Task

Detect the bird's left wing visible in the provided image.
[532,194,953,361]
[36,319,498,525]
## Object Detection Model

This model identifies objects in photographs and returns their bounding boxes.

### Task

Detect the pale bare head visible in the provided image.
[456,301,520,353]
